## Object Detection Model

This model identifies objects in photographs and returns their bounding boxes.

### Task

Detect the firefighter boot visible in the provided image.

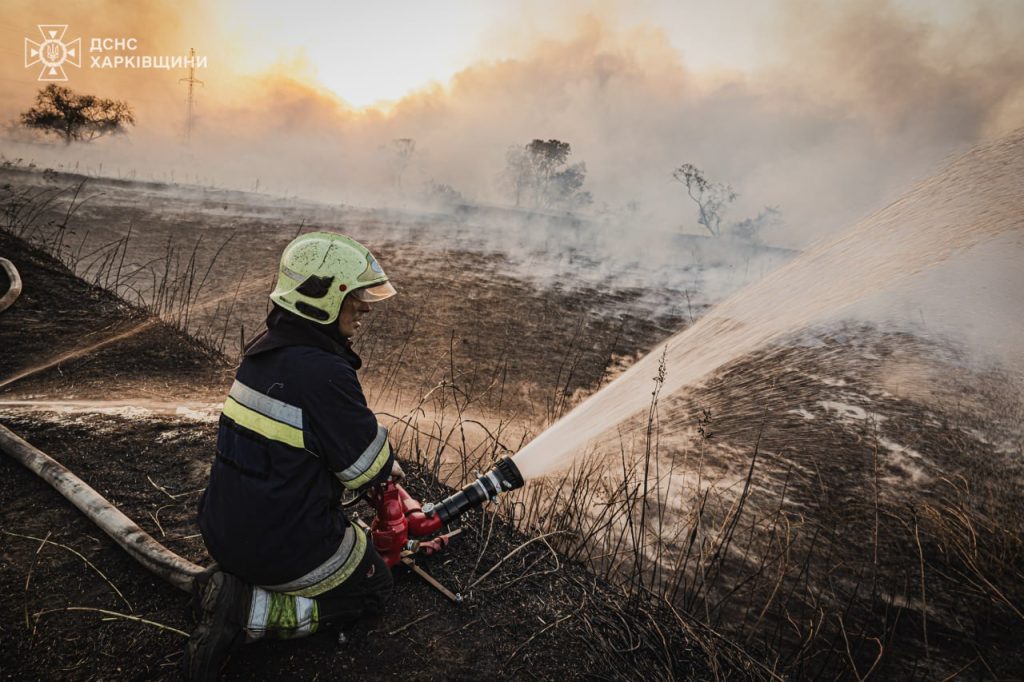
[183,571,249,681]
[188,562,220,623]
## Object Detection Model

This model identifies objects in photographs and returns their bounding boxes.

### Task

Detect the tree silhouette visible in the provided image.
[502,139,590,209]
[672,163,736,237]
[389,138,416,192]
[673,163,782,241]
[21,85,135,145]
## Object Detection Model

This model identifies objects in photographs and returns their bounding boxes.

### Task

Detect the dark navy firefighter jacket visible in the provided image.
[198,307,394,591]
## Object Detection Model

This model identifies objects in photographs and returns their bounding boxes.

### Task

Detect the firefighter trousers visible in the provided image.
[244,543,393,640]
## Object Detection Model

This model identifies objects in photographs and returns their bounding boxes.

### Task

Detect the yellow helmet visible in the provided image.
[269,232,396,324]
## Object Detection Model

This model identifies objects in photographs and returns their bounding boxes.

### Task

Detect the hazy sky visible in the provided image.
[6,1,1017,109]
[214,0,778,107]
[1,0,1021,247]
[210,0,1001,107]
[1,0,1021,370]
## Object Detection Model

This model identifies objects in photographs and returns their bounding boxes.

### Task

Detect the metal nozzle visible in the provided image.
[423,456,524,524]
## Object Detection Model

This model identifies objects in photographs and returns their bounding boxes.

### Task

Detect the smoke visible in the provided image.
[2,1,1021,241]
[0,0,222,129]
[1,1,1021,368]
[843,231,1024,378]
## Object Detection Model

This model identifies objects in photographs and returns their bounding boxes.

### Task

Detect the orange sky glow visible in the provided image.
[0,0,1021,247]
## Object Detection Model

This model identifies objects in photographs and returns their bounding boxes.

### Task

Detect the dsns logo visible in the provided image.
[24,25,81,82]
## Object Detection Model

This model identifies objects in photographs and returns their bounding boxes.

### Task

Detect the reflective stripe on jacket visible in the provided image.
[198,311,393,586]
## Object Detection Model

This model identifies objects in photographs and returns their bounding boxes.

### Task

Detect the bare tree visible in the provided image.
[21,85,135,145]
[672,163,736,237]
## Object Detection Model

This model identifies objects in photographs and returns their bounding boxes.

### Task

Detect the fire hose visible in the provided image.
[0,422,203,591]
[0,258,22,313]
[0,419,525,594]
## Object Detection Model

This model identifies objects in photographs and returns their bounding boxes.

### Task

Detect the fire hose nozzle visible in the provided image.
[423,456,525,524]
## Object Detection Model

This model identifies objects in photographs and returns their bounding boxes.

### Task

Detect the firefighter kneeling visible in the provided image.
[185,233,401,680]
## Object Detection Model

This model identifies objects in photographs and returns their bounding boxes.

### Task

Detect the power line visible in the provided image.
[178,47,204,142]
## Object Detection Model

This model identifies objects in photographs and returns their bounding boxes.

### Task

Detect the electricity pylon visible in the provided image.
[179,47,204,142]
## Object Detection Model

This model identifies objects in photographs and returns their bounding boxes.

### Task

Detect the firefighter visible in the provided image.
[184,232,403,680]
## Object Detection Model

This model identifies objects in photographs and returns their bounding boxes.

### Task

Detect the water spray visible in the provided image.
[512,131,1024,480]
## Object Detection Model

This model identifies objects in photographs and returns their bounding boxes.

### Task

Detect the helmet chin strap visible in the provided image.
[267,304,350,349]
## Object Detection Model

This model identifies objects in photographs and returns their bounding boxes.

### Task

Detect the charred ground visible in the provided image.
[0,166,693,419]
[4,167,1023,680]
[0,229,749,680]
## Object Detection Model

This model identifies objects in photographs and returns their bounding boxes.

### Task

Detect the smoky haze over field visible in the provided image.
[2,8,1023,676]
[1,1,1021,369]
[2,1,1022,243]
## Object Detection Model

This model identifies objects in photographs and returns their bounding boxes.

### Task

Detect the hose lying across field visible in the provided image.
[0,258,202,591]
[0,258,22,313]
[0,423,204,591]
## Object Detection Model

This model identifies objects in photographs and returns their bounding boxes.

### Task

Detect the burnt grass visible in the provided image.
[621,333,1024,679]
[0,415,731,681]
[0,228,232,401]
[0,231,747,679]
[4,170,1023,679]
[0,167,693,415]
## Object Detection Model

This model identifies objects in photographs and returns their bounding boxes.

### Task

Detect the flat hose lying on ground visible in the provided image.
[0,423,204,592]
[0,258,22,313]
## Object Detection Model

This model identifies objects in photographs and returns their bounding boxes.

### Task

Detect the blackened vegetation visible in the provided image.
[4,169,1021,678]
[518,331,1024,679]
[0,230,749,679]
[0,169,694,415]
[0,228,230,398]
[0,176,247,357]
[0,420,751,681]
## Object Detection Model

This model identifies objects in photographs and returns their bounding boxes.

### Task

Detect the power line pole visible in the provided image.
[179,47,204,142]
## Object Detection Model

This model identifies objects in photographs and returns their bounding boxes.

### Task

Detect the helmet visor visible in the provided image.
[351,280,397,303]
